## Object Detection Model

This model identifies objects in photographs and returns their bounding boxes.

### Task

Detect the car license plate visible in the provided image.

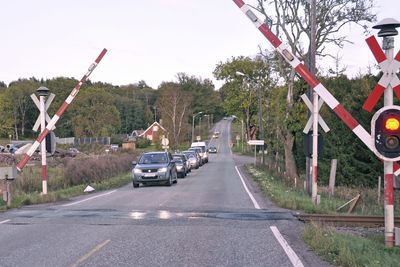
[144,173,156,177]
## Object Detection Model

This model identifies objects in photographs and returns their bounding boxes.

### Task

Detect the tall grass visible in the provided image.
[246,165,395,215]
[302,223,400,267]
[1,153,137,210]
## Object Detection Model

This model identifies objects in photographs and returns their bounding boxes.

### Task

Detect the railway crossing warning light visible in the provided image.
[371,106,400,161]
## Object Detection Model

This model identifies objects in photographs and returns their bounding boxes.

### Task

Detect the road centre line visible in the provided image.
[62,190,117,207]
[0,219,10,224]
[70,239,111,267]
[235,166,260,209]
[270,226,304,267]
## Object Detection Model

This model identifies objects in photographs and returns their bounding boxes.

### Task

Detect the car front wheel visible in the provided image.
[167,174,173,186]
[133,181,139,188]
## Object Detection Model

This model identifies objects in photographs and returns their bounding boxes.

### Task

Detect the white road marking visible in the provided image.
[62,190,117,207]
[235,166,260,209]
[0,219,10,224]
[270,226,304,267]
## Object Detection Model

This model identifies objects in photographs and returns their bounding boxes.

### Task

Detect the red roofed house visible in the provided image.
[139,122,167,144]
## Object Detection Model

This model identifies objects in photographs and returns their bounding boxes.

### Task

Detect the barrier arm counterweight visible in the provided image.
[231,0,400,173]
[16,48,108,172]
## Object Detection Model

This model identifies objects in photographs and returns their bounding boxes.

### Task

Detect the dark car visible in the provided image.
[182,150,200,169]
[173,154,189,178]
[132,151,178,188]
[208,146,218,153]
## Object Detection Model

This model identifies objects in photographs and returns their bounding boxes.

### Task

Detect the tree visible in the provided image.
[0,93,14,137]
[69,87,120,137]
[5,79,39,139]
[44,77,81,137]
[251,0,376,179]
[214,56,274,141]
[156,82,192,147]
[0,81,6,89]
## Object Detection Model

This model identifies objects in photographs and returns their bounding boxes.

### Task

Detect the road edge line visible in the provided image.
[270,226,304,267]
[0,219,10,224]
[62,190,117,207]
[235,165,260,209]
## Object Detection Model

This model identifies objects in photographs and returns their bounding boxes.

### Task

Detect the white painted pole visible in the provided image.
[40,95,47,195]
[383,36,394,247]
[311,91,318,204]
[378,176,381,203]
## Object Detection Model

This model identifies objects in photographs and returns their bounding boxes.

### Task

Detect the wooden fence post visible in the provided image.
[328,159,337,197]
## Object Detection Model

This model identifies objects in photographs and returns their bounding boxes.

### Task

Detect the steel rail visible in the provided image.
[296,214,400,227]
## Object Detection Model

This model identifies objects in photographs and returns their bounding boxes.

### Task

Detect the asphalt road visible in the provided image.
[0,119,329,267]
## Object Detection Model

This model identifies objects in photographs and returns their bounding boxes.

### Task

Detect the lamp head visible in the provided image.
[36,86,49,96]
[373,18,400,37]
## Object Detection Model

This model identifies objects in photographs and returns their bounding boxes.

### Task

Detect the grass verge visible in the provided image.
[245,164,400,266]
[0,173,131,210]
[302,223,400,267]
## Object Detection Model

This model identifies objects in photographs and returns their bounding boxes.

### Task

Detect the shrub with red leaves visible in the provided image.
[64,154,133,186]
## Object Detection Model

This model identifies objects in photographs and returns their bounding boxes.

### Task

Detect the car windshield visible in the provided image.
[138,153,167,164]
[173,156,183,162]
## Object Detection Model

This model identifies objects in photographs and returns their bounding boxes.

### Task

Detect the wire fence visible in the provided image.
[56,137,110,145]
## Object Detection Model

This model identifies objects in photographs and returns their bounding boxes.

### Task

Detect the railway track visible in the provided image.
[295,214,400,227]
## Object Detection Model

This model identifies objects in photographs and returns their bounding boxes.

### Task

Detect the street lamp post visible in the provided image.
[236,71,265,164]
[192,111,203,142]
[203,114,210,139]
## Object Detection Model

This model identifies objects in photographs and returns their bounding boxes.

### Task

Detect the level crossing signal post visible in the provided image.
[16,48,107,173]
[36,87,51,195]
[367,19,400,247]
[231,0,400,247]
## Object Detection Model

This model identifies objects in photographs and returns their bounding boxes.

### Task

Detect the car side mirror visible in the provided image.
[132,161,137,166]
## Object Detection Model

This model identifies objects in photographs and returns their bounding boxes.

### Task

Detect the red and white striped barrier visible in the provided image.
[232,0,371,148]
[231,0,400,174]
[16,49,107,171]
[363,36,400,112]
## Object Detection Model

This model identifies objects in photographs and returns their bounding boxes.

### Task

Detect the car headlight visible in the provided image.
[158,167,168,173]
[133,168,142,174]
[176,165,183,170]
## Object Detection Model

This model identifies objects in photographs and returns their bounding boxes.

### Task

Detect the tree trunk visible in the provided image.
[283,131,298,180]
[282,69,299,180]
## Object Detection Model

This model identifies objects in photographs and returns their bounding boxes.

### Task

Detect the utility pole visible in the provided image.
[310,0,319,204]
[192,112,203,142]
[236,71,265,164]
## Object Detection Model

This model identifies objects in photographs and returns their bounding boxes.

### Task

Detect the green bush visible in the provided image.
[136,138,151,148]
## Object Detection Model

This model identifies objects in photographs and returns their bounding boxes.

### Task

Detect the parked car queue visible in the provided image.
[131,142,212,188]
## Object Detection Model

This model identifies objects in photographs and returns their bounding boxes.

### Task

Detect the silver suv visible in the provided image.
[132,151,178,188]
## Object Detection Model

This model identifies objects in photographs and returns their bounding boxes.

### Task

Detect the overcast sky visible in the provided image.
[0,0,399,90]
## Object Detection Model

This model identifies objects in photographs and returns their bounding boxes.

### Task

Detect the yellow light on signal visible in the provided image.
[385,117,400,131]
